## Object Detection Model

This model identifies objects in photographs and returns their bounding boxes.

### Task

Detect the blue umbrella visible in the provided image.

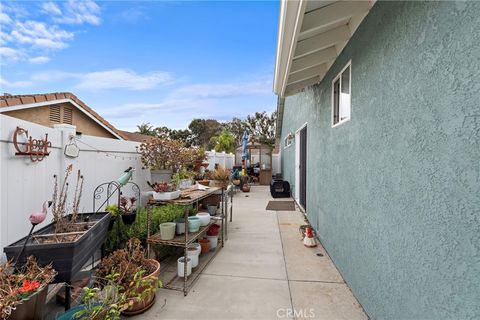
[241,131,248,160]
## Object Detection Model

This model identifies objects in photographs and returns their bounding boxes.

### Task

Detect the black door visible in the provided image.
[299,126,307,210]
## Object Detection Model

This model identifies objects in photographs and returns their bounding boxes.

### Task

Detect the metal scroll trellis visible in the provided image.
[93,181,140,212]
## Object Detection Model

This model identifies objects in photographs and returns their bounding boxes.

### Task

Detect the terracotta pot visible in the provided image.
[198,180,210,187]
[242,185,251,192]
[199,238,210,254]
[122,259,161,316]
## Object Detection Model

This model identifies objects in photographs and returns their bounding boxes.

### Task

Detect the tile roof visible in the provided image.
[118,130,155,143]
[0,92,128,140]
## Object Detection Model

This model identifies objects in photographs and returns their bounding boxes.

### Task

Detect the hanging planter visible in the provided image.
[121,211,136,225]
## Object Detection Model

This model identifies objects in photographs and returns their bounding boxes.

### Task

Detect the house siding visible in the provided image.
[3,103,117,139]
[280,2,479,319]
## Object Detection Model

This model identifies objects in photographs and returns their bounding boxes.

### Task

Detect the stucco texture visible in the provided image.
[280,2,480,319]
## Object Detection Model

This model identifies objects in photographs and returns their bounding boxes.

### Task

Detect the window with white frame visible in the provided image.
[332,62,351,126]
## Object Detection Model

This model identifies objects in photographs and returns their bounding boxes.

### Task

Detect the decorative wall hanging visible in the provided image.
[64,136,80,158]
[12,126,51,162]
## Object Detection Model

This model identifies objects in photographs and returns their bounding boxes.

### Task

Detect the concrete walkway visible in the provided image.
[144,186,367,320]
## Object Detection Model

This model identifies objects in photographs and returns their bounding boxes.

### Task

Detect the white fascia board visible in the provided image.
[273,0,306,96]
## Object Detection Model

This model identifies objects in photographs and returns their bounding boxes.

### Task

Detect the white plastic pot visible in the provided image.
[187,247,199,268]
[175,218,185,235]
[188,243,201,256]
[206,235,218,250]
[177,257,192,277]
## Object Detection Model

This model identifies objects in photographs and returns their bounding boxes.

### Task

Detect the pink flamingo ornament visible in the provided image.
[15,201,53,266]
[29,200,51,225]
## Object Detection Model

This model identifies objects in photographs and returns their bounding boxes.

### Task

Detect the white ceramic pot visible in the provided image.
[151,169,172,183]
[159,222,176,240]
[177,257,192,277]
[207,235,218,250]
[187,247,199,268]
[196,212,211,226]
[179,179,193,189]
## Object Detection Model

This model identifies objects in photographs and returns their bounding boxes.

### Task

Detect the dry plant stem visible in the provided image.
[72,171,84,222]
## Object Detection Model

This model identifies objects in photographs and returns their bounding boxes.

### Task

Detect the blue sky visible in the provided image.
[0,1,279,130]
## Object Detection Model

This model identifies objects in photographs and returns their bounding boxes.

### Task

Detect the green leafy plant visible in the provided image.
[172,169,195,186]
[75,270,161,320]
[103,204,190,254]
[105,204,119,218]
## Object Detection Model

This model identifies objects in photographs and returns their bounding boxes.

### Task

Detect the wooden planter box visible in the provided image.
[4,213,110,283]
[9,284,48,320]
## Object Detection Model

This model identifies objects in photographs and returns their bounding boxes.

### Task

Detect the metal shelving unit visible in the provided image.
[146,186,229,296]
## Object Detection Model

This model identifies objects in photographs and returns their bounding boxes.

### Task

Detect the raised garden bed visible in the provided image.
[4,212,110,283]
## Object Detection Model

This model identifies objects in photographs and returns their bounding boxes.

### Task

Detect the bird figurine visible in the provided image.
[15,201,53,267]
[29,200,52,225]
[117,167,135,186]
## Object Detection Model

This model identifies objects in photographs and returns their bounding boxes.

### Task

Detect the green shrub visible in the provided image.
[103,204,192,255]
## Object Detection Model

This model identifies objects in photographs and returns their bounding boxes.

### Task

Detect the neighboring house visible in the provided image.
[274,1,479,320]
[118,130,156,143]
[0,92,126,140]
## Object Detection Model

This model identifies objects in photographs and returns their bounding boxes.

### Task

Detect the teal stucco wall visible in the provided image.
[280,2,479,319]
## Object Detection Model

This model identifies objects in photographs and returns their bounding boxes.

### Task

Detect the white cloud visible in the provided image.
[28,56,50,64]
[74,69,172,91]
[0,46,25,63]
[41,2,62,16]
[170,80,271,99]
[0,12,12,24]
[11,20,73,49]
[0,31,12,45]
[9,68,172,91]
[0,76,33,88]
[49,0,101,26]
[0,1,101,65]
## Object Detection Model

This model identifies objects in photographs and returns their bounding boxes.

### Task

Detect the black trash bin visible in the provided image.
[270,179,291,198]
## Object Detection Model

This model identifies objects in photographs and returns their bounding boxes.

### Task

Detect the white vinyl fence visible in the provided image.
[205,151,234,170]
[0,114,150,260]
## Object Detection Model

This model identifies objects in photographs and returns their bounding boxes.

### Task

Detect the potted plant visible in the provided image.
[172,169,195,190]
[192,148,207,171]
[3,165,110,285]
[0,256,56,320]
[195,172,211,187]
[212,166,231,188]
[105,204,119,230]
[119,196,137,225]
[149,181,181,201]
[139,138,203,182]
[95,238,161,316]
[57,268,157,320]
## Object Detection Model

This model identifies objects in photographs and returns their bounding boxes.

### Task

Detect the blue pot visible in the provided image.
[188,216,201,232]
[56,305,88,319]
